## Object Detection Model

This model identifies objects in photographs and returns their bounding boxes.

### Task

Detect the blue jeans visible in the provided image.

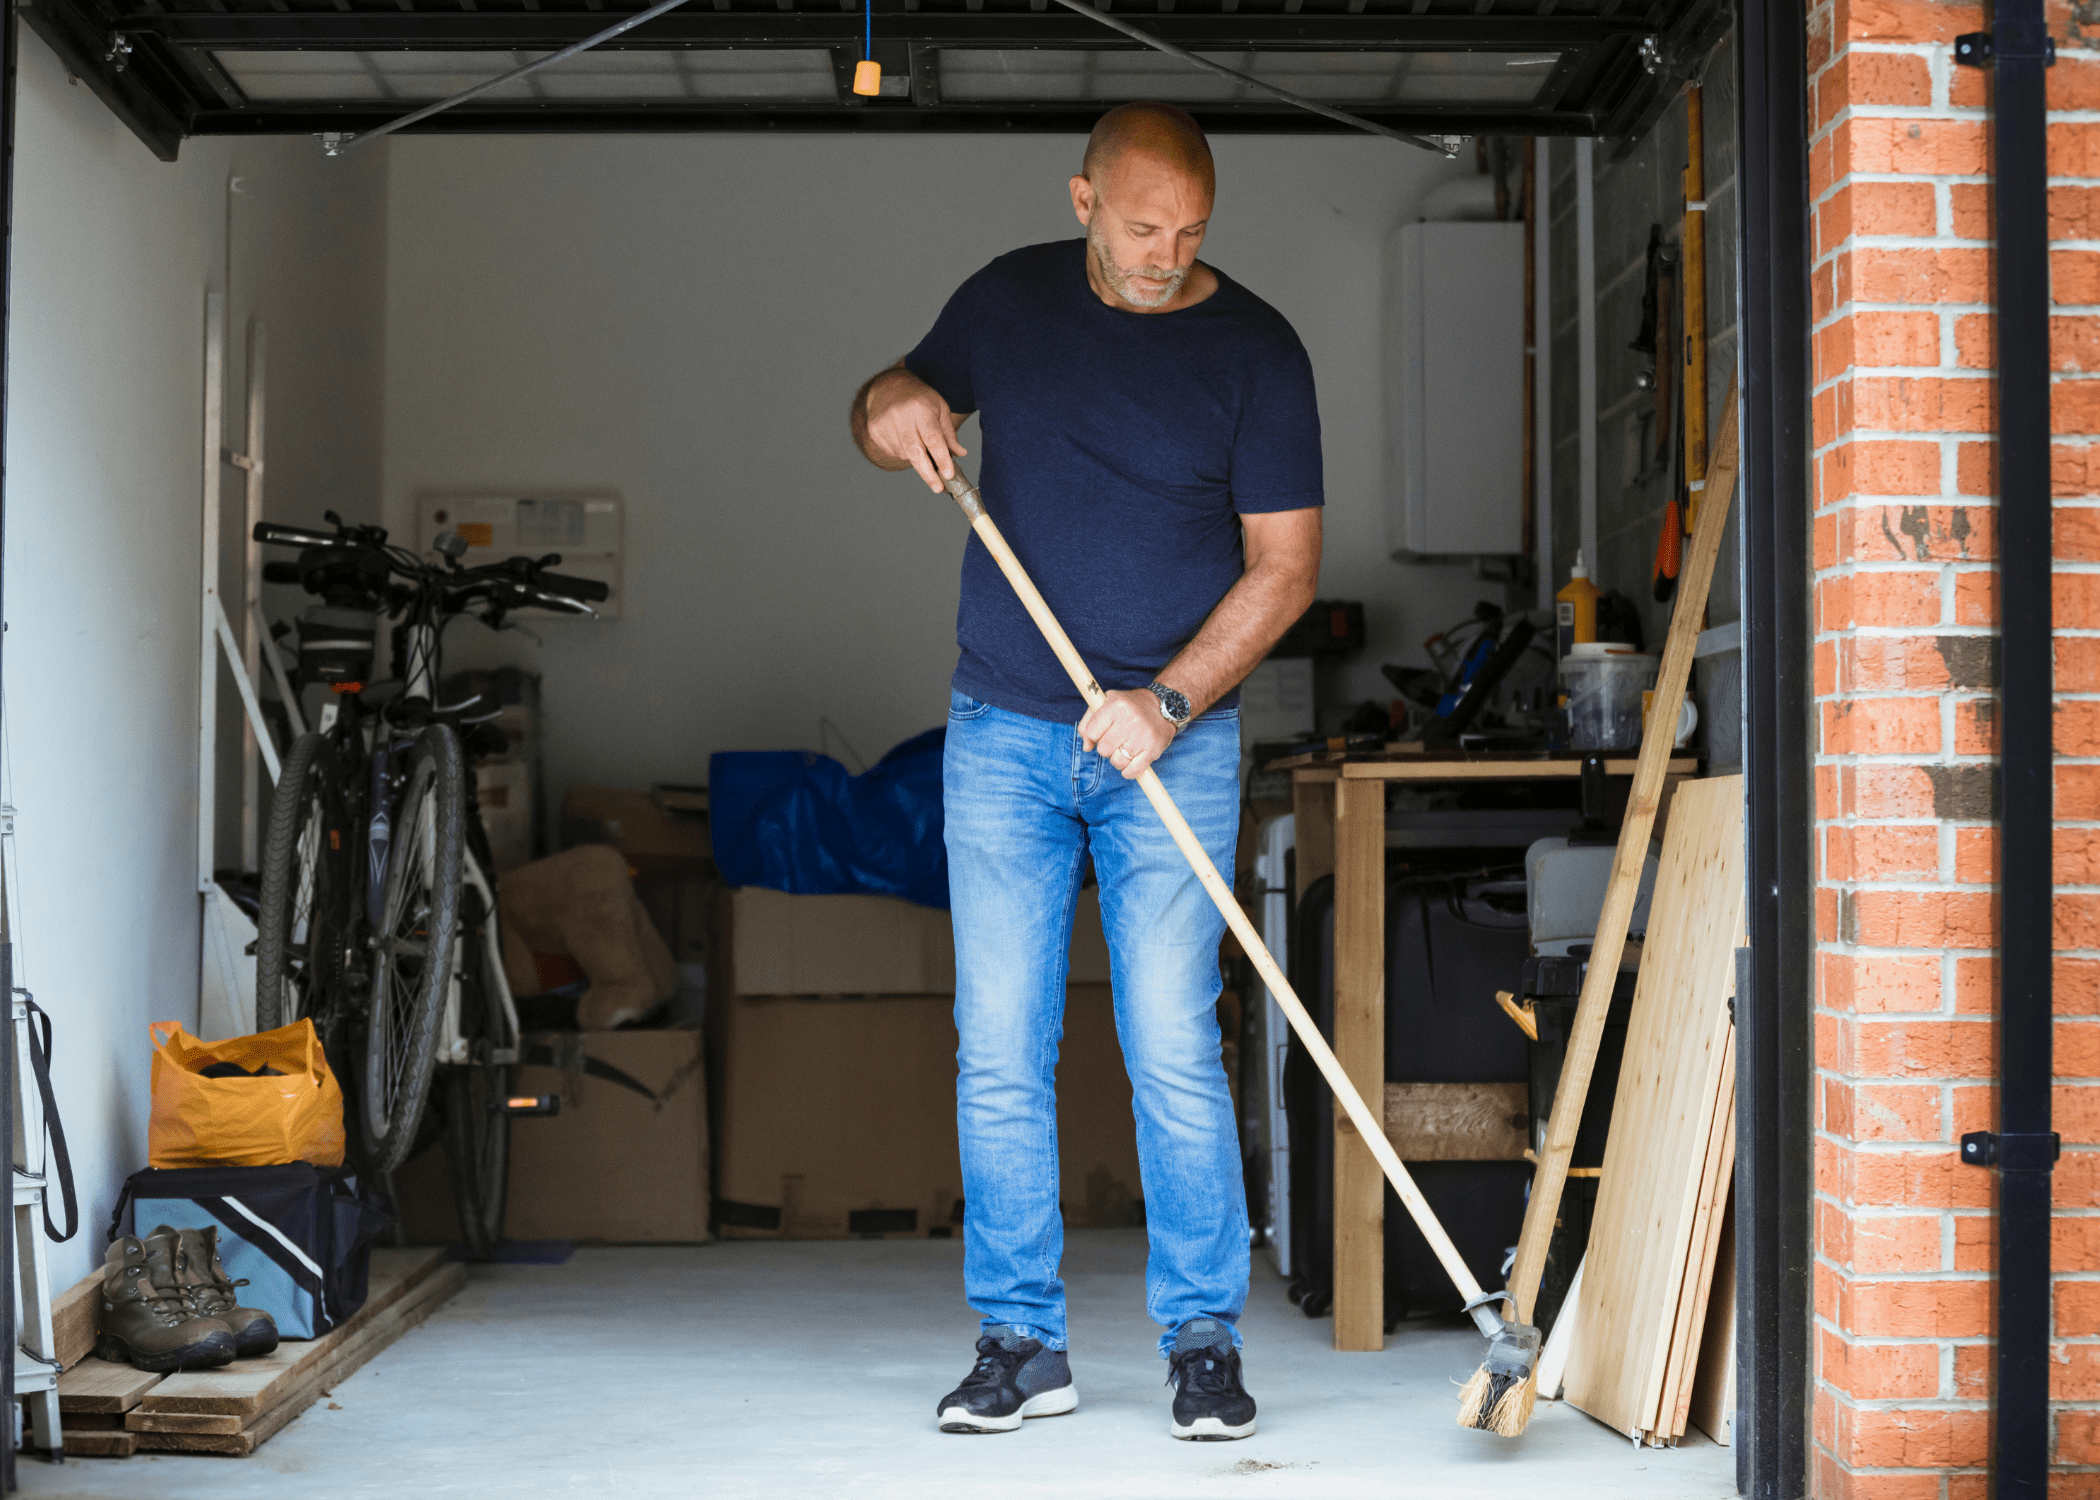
[944,689,1248,1358]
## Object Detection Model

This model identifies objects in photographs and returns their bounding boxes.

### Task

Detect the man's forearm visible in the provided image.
[1157,558,1317,719]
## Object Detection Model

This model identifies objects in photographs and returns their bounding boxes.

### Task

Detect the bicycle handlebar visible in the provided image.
[537,571,610,603]
[253,521,343,548]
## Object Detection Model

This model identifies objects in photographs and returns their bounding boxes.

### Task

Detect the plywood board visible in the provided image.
[1561,775,1745,1440]
[58,1361,161,1414]
[1655,1033,1736,1441]
[139,1247,446,1416]
[1383,1082,1527,1161]
[1689,1192,1738,1446]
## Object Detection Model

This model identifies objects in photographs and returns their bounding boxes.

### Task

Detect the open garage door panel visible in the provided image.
[27,0,1725,160]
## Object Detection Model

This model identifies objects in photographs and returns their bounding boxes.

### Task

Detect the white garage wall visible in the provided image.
[380,133,1495,805]
[6,31,387,1282]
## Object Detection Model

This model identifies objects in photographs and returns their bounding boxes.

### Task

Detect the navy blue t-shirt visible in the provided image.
[904,239,1323,723]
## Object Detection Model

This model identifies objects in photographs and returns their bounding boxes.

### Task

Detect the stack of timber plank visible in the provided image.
[56,1247,464,1457]
[1560,774,1743,1447]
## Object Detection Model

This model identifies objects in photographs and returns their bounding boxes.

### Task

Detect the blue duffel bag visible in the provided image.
[109,1163,392,1339]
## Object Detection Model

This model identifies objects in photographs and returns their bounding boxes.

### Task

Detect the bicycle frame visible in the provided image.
[444,848,521,1067]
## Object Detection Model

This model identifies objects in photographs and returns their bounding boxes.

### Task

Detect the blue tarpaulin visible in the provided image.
[708,728,949,910]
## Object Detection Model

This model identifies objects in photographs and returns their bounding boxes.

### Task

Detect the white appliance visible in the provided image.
[1385,221,1527,559]
[1252,815,1297,1277]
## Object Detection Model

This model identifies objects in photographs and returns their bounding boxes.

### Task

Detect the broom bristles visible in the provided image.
[1455,1367,1493,1428]
[1455,1366,1538,1436]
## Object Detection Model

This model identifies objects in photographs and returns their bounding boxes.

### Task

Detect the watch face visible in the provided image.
[1151,684,1191,724]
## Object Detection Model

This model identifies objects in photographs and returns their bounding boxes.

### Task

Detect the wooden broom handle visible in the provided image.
[941,468,1497,1326]
[1501,376,1743,1327]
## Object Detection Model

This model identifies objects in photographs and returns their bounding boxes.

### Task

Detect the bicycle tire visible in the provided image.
[361,725,464,1174]
[254,733,350,1034]
[443,880,512,1261]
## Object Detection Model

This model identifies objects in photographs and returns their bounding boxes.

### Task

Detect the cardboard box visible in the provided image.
[395,1029,709,1244]
[719,885,1110,998]
[561,785,714,876]
[635,872,711,968]
[476,759,536,871]
[713,982,1142,1239]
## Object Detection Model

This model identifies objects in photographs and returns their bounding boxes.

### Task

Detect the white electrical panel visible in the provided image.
[1385,221,1526,560]
[418,493,622,618]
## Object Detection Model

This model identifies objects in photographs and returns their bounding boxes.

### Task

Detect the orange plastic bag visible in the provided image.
[148,1019,346,1169]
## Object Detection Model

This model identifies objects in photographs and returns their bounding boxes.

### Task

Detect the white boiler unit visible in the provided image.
[1384,220,1527,560]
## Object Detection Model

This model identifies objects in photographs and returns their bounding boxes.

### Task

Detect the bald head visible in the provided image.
[1081,102,1216,201]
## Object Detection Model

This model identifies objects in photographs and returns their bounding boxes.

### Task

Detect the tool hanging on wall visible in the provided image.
[1681,85,1709,531]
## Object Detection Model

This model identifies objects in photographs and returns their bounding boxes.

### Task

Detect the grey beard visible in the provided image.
[1089,224,1188,309]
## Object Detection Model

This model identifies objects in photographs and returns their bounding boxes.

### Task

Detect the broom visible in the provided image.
[934,464,1540,1425]
[1462,378,1742,1436]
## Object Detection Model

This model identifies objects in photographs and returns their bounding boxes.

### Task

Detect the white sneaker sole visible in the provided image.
[1172,1414,1258,1441]
[937,1385,1079,1434]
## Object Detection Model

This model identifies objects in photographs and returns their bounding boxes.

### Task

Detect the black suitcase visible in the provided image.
[1283,871,1532,1324]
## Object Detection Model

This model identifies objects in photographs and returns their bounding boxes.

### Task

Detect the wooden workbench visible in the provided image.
[1283,748,1697,1352]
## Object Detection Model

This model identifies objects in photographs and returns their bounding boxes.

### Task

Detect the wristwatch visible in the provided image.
[1146,682,1193,733]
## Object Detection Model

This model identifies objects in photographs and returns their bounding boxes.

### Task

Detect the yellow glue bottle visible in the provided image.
[1556,551,1601,660]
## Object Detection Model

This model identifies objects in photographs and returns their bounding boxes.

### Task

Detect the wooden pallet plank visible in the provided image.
[57,1360,161,1414]
[1383,1081,1527,1161]
[53,1270,101,1370]
[138,1247,447,1416]
[1561,775,1745,1440]
[66,1428,136,1458]
[134,1263,465,1456]
[131,1261,464,1434]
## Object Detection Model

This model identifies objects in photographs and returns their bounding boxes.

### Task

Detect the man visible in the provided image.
[849,102,1323,1442]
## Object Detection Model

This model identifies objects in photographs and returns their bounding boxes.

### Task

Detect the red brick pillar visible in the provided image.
[1808,0,2100,1493]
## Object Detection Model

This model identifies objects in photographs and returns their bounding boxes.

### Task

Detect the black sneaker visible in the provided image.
[1165,1319,1257,1440]
[935,1326,1079,1433]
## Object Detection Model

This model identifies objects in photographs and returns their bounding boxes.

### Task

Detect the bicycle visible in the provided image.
[248,512,606,1258]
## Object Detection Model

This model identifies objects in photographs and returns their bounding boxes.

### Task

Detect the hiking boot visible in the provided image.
[935,1326,1079,1433]
[93,1235,237,1373]
[157,1224,279,1359]
[1165,1319,1257,1440]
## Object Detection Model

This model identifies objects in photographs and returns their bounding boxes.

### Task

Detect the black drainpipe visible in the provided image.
[1954,2,2059,1495]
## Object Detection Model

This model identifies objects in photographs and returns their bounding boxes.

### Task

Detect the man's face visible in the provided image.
[1070,162,1213,310]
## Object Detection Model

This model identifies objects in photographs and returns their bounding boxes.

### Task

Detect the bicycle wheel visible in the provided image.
[255,733,350,1033]
[361,725,464,1173]
[442,880,511,1260]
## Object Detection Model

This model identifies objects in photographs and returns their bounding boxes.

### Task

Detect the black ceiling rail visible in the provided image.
[179,101,1608,133]
[1955,0,2060,1495]
[112,12,1655,43]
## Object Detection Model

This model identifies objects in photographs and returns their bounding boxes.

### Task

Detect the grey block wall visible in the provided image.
[1546,29,1743,651]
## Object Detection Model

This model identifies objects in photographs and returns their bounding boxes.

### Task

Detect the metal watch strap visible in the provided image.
[1147,681,1192,730]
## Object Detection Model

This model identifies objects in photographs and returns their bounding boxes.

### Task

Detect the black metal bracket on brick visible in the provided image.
[1961,1130,2063,1172]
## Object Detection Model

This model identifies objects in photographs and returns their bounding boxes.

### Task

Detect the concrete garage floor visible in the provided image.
[20,1230,1734,1500]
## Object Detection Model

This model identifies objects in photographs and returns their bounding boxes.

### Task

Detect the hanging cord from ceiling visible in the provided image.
[1049,0,1464,158]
